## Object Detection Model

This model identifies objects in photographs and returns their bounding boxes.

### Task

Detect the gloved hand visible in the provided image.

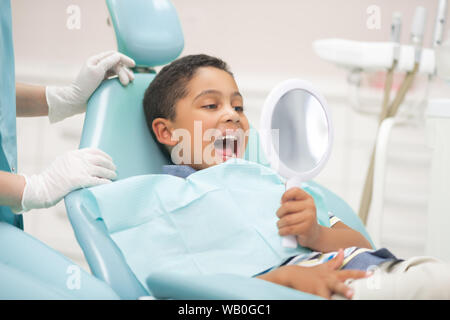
[19,148,117,212]
[46,50,136,123]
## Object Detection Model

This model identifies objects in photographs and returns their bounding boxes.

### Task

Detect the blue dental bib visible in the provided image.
[81,159,330,290]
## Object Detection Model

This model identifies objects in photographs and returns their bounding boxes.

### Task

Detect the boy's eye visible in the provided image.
[234,106,244,112]
[202,104,217,110]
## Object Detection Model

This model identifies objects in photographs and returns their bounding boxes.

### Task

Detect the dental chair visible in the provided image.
[0,0,372,301]
[62,0,373,300]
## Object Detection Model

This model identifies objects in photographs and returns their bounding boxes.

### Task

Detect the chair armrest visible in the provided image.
[65,190,149,299]
[146,272,323,300]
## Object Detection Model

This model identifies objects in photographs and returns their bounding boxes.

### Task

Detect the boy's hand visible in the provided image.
[283,249,368,299]
[276,187,321,249]
[257,249,369,299]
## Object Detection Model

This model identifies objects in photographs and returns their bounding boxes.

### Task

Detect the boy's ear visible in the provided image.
[152,118,178,147]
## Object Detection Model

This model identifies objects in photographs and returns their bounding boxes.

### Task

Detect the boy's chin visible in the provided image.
[190,155,241,170]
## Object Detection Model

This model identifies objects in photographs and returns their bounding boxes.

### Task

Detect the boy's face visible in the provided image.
[153,67,250,170]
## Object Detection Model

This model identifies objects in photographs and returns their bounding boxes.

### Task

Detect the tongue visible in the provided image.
[214,138,236,158]
[221,146,234,157]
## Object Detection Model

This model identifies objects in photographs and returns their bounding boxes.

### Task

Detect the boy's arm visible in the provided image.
[310,221,372,253]
[277,187,372,252]
[256,249,368,299]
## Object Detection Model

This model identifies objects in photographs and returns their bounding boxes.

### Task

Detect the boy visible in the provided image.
[143,54,450,300]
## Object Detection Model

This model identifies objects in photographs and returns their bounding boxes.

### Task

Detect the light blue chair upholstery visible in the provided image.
[0,222,119,299]
[63,0,373,300]
[65,74,162,300]
[106,0,184,67]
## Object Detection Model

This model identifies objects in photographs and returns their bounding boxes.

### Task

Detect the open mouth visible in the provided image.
[213,134,239,160]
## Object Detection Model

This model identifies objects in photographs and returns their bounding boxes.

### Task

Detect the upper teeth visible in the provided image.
[214,135,238,150]
[219,135,237,141]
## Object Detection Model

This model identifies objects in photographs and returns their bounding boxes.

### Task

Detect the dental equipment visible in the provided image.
[385,6,426,119]
[259,79,333,248]
[364,2,449,250]
[359,7,427,225]
[425,1,450,262]
[425,98,450,262]
[382,12,402,121]
[313,39,435,75]
[434,0,450,80]
[358,13,403,226]
[435,31,450,81]
[433,0,448,48]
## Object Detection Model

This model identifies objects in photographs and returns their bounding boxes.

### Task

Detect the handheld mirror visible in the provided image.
[259,79,333,248]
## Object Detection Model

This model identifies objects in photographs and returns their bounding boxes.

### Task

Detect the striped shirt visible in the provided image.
[279,213,372,268]
[270,212,399,273]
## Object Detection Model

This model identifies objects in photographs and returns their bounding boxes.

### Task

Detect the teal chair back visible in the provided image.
[79,74,170,179]
[64,0,184,299]
[106,0,184,68]
[65,74,167,299]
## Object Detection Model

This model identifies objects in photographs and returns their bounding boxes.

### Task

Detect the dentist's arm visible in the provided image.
[0,148,117,213]
[0,171,26,212]
[16,83,48,117]
[16,51,135,121]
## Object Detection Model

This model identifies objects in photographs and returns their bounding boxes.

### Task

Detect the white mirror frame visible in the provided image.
[260,79,334,182]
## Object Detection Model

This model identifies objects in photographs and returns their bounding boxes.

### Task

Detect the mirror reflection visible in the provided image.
[271,89,329,173]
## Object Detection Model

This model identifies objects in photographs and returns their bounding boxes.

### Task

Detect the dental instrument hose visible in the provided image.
[386,63,420,118]
[358,62,419,225]
[359,8,425,225]
[358,12,402,224]
[358,60,398,225]
[381,12,402,121]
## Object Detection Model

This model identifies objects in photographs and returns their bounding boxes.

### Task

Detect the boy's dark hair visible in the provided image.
[143,54,233,158]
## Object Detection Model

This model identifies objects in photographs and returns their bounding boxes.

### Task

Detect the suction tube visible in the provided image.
[359,7,426,225]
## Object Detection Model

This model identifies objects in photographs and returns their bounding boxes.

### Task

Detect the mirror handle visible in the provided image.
[281,235,298,248]
[286,176,303,190]
[281,176,304,248]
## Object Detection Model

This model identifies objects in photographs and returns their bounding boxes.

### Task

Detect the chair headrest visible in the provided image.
[106,0,184,67]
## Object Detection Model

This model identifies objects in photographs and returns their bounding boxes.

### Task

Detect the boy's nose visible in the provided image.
[222,105,240,123]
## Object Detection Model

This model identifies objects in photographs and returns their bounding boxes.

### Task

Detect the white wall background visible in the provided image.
[11,0,450,271]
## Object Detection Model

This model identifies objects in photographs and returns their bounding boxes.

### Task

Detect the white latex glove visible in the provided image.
[20,148,117,212]
[46,50,136,123]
